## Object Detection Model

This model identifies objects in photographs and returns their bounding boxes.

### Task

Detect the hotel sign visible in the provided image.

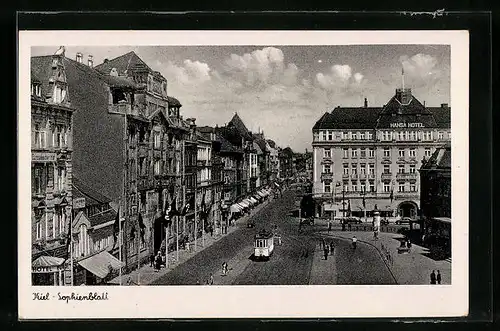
[32,152,56,162]
[390,122,425,128]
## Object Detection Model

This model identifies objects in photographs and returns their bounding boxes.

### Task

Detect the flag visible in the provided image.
[362,187,366,208]
[65,213,72,260]
[390,188,394,203]
[201,192,207,213]
[181,196,194,216]
[169,197,179,218]
[112,207,120,249]
[138,213,146,244]
[163,197,172,227]
[347,199,351,212]
[130,226,136,241]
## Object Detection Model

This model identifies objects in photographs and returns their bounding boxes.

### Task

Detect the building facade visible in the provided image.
[312,88,451,220]
[31,50,75,285]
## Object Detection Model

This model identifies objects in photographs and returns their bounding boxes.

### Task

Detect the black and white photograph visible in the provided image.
[18,30,469,319]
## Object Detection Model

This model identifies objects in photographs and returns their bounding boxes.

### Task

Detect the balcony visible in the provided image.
[367,173,375,180]
[320,172,333,180]
[394,191,419,199]
[381,173,393,181]
[342,173,350,180]
[109,103,131,115]
[358,173,367,180]
[351,173,358,180]
[396,173,418,181]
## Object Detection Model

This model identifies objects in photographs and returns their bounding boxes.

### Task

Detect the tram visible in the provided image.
[254,229,275,261]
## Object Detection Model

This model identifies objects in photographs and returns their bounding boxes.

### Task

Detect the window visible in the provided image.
[409,148,416,157]
[327,131,333,141]
[398,148,405,158]
[56,167,65,191]
[154,160,161,175]
[410,184,417,192]
[351,148,358,158]
[368,148,375,158]
[153,131,161,149]
[383,164,390,174]
[322,164,332,174]
[360,132,365,140]
[360,148,366,158]
[398,183,405,192]
[32,166,45,194]
[36,221,42,240]
[360,181,366,192]
[343,181,349,192]
[324,180,331,193]
[351,163,357,175]
[383,131,390,141]
[351,181,358,192]
[410,131,416,141]
[369,180,375,192]
[383,148,390,157]
[425,148,432,157]
[323,148,331,158]
[343,148,349,158]
[79,224,89,257]
[383,183,391,192]
[343,163,349,175]
[398,164,405,173]
[368,163,375,175]
[367,132,373,140]
[409,165,416,174]
[438,132,444,140]
[321,131,326,141]
[399,131,404,141]
[139,157,147,176]
[343,132,348,140]
[360,163,366,174]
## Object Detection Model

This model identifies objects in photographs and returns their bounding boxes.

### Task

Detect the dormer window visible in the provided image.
[53,85,66,103]
[31,83,41,97]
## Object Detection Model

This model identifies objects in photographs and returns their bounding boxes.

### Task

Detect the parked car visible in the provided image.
[342,217,362,224]
[300,217,315,226]
[395,217,412,225]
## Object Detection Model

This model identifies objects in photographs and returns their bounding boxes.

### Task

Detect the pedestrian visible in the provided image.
[407,239,412,251]
[430,270,436,284]
[196,280,200,285]
[374,230,378,240]
[154,251,162,272]
[330,241,335,255]
[328,221,332,234]
[348,223,352,231]
[210,226,214,237]
[341,221,345,232]
[150,253,155,267]
[352,236,357,250]
[437,270,441,284]
[209,273,214,285]
[323,247,328,260]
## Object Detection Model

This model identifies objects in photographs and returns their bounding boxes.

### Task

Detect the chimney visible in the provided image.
[104,58,109,63]
[76,52,83,63]
[364,97,368,108]
[441,103,449,109]
[87,55,94,68]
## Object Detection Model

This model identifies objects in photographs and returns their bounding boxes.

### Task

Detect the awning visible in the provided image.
[342,199,397,212]
[249,197,258,204]
[257,190,267,198]
[77,251,124,279]
[432,217,451,224]
[239,200,250,208]
[230,204,242,213]
[32,255,65,268]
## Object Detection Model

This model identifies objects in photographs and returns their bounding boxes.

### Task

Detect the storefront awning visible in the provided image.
[249,197,258,204]
[239,200,250,208]
[32,255,65,272]
[230,203,242,213]
[337,199,397,212]
[77,251,124,279]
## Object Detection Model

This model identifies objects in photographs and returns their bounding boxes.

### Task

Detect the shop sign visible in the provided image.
[73,197,86,209]
[390,122,425,128]
[32,152,56,162]
[64,269,72,285]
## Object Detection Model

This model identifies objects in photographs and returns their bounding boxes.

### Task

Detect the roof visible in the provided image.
[312,89,450,130]
[421,145,451,170]
[77,250,124,279]
[94,51,153,76]
[281,147,294,155]
[31,69,41,83]
[217,133,243,154]
[88,209,117,228]
[72,176,112,207]
[228,113,252,140]
[167,96,182,107]
[266,139,277,148]
[32,255,65,268]
[31,56,55,101]
[100,74,137,89]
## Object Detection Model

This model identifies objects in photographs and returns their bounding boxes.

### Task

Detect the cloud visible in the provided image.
[399,53,442,88]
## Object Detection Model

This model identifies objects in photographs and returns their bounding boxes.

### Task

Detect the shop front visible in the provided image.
[32,255,66,286]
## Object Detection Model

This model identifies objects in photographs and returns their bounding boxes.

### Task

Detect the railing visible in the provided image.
[342,173,350,179]
[381,173,392,181]
[351,173,358,179]
[321,172,333,180]
[396,173,418,181]
[108,103,131,115]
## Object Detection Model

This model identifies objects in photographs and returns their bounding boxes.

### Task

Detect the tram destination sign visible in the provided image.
[390,122,425,128]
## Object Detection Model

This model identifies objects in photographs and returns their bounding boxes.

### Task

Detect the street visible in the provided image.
[152,189,395,285]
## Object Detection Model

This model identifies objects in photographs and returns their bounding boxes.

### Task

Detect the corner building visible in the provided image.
[312,88,451,220]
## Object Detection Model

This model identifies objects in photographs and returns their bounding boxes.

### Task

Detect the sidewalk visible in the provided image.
[109,196,274,285]
[324,231,451,285]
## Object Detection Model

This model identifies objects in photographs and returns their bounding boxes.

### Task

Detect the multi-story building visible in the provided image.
[312,88,451,220]
[218,132,244,205]
[253,132,270,188]
[279,147,295,180]
[31,49,75,285]
[32,49,194,276]
[70,176,122,285]
[419,144,451,252]
[267,139,279,182]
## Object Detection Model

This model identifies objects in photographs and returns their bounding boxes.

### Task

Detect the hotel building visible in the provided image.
[311,87,451,220]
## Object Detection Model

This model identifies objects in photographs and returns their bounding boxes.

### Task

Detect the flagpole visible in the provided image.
[70,207,74,286]
[137,213,140,285]
[194,185,197,251]
[119,199,122,286]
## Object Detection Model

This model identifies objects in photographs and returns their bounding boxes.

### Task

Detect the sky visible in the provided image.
[32,45,450,153]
